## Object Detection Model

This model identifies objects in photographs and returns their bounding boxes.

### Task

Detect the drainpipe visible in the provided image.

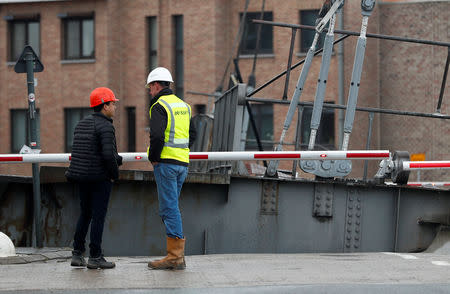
[337,8,344,148]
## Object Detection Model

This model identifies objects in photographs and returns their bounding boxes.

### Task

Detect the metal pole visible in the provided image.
[247,35,350,97]
[246,101,268,167]
[363,112,374,181]
[282,28,297,100]
[292,105,303,178]
[436,47,450,113]
[246,98,450,119]
[25,51,42,248]
[253,20,450,47]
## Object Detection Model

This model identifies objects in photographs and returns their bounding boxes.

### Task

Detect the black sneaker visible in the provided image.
[87,255,116,269]
[71,250,86,267]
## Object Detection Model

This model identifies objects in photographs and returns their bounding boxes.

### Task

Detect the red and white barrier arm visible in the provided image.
[402,161,450,171]
[188,150,390,161]
[407,182,450,187]
[0,150,390,163]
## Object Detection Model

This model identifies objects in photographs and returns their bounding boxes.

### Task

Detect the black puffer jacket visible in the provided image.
[65,113,122,182]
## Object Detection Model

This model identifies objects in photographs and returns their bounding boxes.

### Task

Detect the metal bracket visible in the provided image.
[316,0,345,33]
[313,183,334,217]
[374,151,410,184]
[260,181,278,215]
[344,188,363,252]
[300,159,352,178]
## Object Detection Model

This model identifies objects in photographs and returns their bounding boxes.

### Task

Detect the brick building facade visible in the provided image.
[0,0,448,181]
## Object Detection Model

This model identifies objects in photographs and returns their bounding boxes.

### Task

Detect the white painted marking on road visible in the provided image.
[383,252,418,260]
[431,261,450,266]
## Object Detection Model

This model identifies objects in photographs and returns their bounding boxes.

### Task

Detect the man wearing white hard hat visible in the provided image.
[145,67,196,270]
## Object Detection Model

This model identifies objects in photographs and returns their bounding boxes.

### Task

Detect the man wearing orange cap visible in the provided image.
[65,87,122,269]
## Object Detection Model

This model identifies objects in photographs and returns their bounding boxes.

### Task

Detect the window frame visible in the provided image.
[299,9,326,53]
[147,16,158,72]
[62,14,95,60]
[239,11,274,55]
[7,16,40,62]
[64,107,93,153]
[126,107,136,152]
[173,15,184,99]
[245,104,274,151]
[10,108,40,153]
[300,104,335,150]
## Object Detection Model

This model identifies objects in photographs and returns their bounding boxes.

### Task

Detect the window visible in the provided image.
[65,108,93,152]
[126,107,136,152]
[62,16,95,59]
[299,10,326,53]
[300,105,335,150]
[239,12,273,55]
[147,16,158,71]
[245,104,273,151]
[11,109,40,153]
[8,17,40,61]
[173,15,184,99]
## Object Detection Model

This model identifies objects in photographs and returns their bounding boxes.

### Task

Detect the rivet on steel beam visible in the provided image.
[271,199,276,204]
[357,204,361,210]
[327,196,331,200]
[356,220,360,225]
[348,220,352,225]
[347,235,351,240]
[349,197,354,201]
[316,203,321,207]
[326,203,331,208]
[356,212,361,217]
[354,244,359,248]
[316,195,321,200]
[347,228,351,232]
[357,197,361,202]
[346,243,350,248]
[348,205,353,209]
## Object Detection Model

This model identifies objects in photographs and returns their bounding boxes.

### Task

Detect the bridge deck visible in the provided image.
[0,251,449,293]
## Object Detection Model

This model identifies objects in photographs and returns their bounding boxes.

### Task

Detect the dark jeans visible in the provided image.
[73,180,112,258]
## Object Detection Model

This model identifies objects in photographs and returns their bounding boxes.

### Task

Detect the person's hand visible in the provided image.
[152,162,159,166]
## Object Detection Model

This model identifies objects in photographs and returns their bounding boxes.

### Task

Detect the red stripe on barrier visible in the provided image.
[409,162,450,168]
[407,183,422,186]
[69,156,72,161]
[190,154,208,159]
[444,184,450,186]
[346,152,389,158]
[0,157,23,162]
[254,154,301,159]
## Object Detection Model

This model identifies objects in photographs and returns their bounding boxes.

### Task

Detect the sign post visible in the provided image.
[14,45,44,248]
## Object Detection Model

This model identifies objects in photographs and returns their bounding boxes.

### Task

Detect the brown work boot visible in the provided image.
[148,237,186,270]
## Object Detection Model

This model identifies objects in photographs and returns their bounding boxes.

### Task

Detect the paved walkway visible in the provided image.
[0,252,449,293]
[0,247,71,265]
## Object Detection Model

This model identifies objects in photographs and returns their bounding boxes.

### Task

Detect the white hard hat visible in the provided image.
[146,67,174,87]
[0,231,15,257]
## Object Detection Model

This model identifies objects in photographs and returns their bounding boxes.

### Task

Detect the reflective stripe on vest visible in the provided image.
[158,99,191,148]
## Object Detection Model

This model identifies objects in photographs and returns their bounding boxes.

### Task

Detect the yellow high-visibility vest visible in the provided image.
[148,94,191,163]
